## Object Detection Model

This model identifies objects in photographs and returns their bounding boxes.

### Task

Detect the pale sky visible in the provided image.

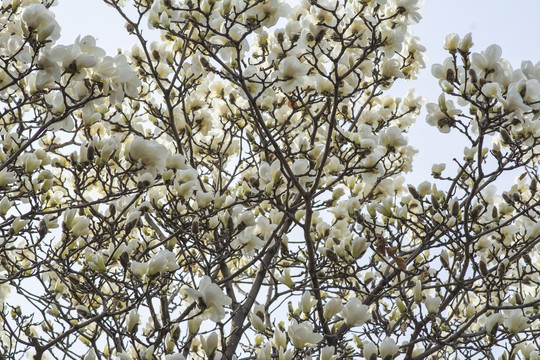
[53,0,540,185]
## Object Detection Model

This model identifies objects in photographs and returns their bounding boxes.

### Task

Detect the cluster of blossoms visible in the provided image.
[2,0,540,360]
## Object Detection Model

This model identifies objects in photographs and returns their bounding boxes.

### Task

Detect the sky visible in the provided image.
[52,0,540,186]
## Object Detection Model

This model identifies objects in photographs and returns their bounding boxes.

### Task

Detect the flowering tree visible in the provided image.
[2,0,540,359]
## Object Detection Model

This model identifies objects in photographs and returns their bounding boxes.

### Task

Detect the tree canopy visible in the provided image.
[1,0,540,359]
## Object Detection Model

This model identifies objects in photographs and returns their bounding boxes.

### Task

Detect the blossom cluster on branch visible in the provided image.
[1,0,540,359]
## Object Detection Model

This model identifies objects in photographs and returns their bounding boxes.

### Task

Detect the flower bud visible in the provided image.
[414,280,422,303]
[126,309,140,333]
[458,33,473,53]
[424,296,441,315]
[443,33,459,52]
[201,332,218,356]
[323,298,343,320]
[363,341,378,360]
[380,338,399,360]
[0,197,12,216]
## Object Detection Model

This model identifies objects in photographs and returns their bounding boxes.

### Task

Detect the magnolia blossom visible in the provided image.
[21,4,60,42]
[131,261,148,277]
[148,250,179,276]
[380,337,399,360]
[323,298,343,320]
[201,332,219,356]
[249,304,266,332]
[485,313,503,335]
[72,217,91,237]
[274,56,309,92]
[504,309,529,334]
[443,33,459,51]
[129,138,169,173]
[272,327,287,351]
[231,226,264,257]
[0,169,16,187]
[424,296,441,315]
[185,276,232,322]
[300,291,316,314]
[126,309,140,333]
[287,320,323,349]
[341,297,371,327]
[472,44,502,73]
[363,341,378,360]
[426,99,462,134]
[320,346,337,360]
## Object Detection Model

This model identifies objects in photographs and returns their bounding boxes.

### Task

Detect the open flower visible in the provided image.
[341,297,370,326]
[274,56,309,93]
[148,250,179,276]
[504,309,529,334]
[185,276,232,322]
[288,320,323,349]
[249,304,267,332]
[323,298,343,320]
[424,296,441,315]
[129,138,168,173]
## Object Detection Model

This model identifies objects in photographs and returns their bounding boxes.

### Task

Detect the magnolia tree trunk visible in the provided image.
[1,0,540,360]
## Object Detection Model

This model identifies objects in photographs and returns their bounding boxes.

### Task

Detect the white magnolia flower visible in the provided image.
[274,56,309,93]
[424,296,441,315]
[231,226,264,257]
[288,320,324,349]
[363,341,378,360]
[0,197,12,216]
[272,327,287,351]
[148,250,179,276]
[0,169,16,187]
[21,4,60,42]
[129,138,168,173]
[472,44,502,73]
[131,261,148,277]
[458,32,473,53]
[278,268,294,288]
[200,332,219,356]
[323,298,343,320]
[380,337,399,360]
[84,349,96,360]
[165,354,185,360]
[299,291,316,314]
[443,33,460,52]
[249,304,267,332]
[341,297,370,327]
[72,217,91,237]
[11,217,29,235]
[504,309,529,334]
[320,346,337,360]
[426,100,461,134]
[185,276,232,322]
[126,309,140,333]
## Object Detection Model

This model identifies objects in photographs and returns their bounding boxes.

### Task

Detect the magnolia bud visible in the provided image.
[469,68,478,83]
[446,68,455,83]
[500,129,512,144]
[431,194,440,210]
[479,259,488,277]
[414,280,422,303]
[408,185,420,200]
[530,179,537,194]
[470,204,483,220]
[491,206,498,219]
[363,341,378,360]
[440,249,449,269]
[451,200,460,217]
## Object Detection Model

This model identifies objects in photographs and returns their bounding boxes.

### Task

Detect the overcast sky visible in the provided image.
[52,1,540,185]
